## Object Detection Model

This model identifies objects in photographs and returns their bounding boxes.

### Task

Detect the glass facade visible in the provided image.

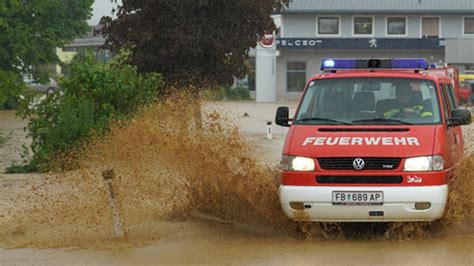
[354,17,373,35]
[387,17,406,35]
[287,62,306,92]
[318,17,339,35]
[464,17,474,34]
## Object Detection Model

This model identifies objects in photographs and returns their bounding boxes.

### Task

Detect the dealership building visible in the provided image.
[252,0,474,102]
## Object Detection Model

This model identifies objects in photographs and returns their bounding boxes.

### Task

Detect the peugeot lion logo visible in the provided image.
[353,158,365,170]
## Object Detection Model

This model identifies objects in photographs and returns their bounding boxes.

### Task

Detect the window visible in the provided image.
[445,83,458,109]
[246,57,256,91]
[354,17,373,35]
[387,17,406,35]
[287,62,306,92]
[295,78,441,125]
[422,17,440,37]
[248,58,256,91]
[318,17,339,35]
[439,84,451,119]
[63,47,77,52]
[464,17,474,34]
[236,58,256,91]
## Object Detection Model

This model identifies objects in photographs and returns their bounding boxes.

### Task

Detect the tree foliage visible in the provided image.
[0,70,25,107]
[12,52,164,172]
[0,0,93,104]
[100,0,282,87]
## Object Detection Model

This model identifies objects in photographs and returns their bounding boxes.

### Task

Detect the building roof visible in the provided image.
[65,25,105,48]
[66,36,105,48]
[283,0,474,14]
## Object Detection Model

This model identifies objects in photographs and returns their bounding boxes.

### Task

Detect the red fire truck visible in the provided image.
[427,66,472,105]
[275,58,471,222]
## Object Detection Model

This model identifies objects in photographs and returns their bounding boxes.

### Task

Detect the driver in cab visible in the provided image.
[384,82,433,119]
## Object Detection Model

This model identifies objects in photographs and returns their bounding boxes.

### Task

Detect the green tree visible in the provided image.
[11,52,164,172]
[100,0,283,88]
[0,0,93,105]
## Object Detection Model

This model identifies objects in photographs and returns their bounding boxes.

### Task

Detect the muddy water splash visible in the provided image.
[299,155,474,240]
[0,94,473,248]
[0,94,295,248]
[81,94,297,237]
[384,155,474,240]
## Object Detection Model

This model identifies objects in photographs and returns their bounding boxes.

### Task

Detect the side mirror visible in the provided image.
[447,109,471,127]
[275,106,292,127]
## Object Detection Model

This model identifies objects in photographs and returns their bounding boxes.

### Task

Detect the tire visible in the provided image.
[46,87,55,95]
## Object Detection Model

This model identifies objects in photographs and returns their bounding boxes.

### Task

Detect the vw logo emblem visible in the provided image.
[353,158,365,170]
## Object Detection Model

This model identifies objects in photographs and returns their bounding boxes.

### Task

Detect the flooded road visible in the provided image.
[1,100,474,265]
[1,221,474,265]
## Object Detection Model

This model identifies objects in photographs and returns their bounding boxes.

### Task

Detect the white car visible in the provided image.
[23,76,59,94]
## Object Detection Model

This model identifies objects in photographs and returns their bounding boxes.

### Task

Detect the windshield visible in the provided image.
[295,77,441,125]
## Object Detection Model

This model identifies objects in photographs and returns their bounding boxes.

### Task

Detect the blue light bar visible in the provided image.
[321,58,429,71]
[321,59,357,70]
[391,59,429,69]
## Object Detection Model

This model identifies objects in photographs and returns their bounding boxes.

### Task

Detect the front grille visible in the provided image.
[318,157,401,170]
[316,176,403,184]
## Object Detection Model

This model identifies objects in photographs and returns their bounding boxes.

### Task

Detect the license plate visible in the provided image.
[332,191,383,205]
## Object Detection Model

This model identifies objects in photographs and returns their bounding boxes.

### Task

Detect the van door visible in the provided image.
[445,83,465,159]
[440,83,462,168]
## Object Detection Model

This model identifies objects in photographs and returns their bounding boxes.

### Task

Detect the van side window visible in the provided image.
[439,84,451,119]
[298,81,317,119]
[445,83,457,109]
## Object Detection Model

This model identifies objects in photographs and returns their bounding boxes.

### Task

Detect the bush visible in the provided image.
[234,86,251,100]
[0,70,26,110]
[0,96,20,110]
[203,86,252,101]
[224,86,252,101]
[11,52,164,172]
[0,133,10,147]
[202,87,226,101]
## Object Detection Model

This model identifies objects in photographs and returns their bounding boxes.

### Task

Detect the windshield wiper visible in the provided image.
[351,118,413,125]
[296,117,351,125]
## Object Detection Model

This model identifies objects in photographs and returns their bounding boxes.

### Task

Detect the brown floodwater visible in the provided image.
[0,96,473,264]
[1,220,474,265]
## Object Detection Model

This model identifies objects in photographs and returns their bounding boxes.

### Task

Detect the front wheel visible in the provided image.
[46,87,56,95]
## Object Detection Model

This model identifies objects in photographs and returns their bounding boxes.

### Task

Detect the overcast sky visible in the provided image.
[89,0,121,25]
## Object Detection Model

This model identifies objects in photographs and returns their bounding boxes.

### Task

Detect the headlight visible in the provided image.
[403,155,444,171]
[280,155,315,171]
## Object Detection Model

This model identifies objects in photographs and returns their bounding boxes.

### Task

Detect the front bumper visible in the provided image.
[280,185,448,222]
